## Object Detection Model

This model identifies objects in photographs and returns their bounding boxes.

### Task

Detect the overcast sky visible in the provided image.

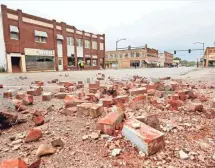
[1,0,215,61]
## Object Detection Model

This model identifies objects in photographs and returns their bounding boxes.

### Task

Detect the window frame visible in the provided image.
[10,32,19,40]
[35,36,47,43]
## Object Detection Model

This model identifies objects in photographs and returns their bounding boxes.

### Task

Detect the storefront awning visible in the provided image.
[34,30,48,37]
[10,25,19,33]
[57,34,64,40]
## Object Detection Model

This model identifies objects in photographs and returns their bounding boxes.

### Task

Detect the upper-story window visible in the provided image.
[92,41,97,50]
[120,54,123,58]
[100,43,104,50]
[67,37,74,46]
[125,53,128,58]
[131,52,134,57]
[34,30,48,43]
[85,40,90,49]
[10,25,19,40]
[76,39,83,47]
[136,52,140,57]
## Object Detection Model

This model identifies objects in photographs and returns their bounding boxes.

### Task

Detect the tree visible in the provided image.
[174,57,181,61]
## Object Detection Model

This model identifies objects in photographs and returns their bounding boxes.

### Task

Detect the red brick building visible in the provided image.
[0,5,105,72]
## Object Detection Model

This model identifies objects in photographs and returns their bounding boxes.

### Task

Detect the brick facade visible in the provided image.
[1,4,105,72]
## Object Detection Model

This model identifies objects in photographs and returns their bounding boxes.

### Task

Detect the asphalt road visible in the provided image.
[0,67,195,87]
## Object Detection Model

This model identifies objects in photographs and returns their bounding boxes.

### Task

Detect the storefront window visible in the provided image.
[92,59,97,66]
[85,58,91,66]
[68,55,75,67]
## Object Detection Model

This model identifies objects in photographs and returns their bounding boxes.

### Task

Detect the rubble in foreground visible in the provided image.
[0,73,215,168]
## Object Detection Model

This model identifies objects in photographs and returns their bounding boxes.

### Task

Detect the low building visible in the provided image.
[105,44,158,68]
[0,5,105,72]
[204,47,215,67]
[158,51,173,67]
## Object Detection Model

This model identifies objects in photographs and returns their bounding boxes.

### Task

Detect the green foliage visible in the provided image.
[174,57,181,61]
[0,66,6,72]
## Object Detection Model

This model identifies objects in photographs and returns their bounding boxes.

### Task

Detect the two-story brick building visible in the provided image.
[105,44,158,68]
[0,5,105,72]
[204,47,215,67]
[158,51,173,67]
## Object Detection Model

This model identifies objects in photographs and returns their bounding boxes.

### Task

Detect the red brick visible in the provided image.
[59,86,66,92]
[68,86,76,92]
[97,111,125,135]
[168,99,182,110]
[0,158,27,168]
[23,94,34,105]
[33,116,44,126]
[145,85,156,91]
[100,98,113,107]
[132,95,146,102]
[17,105,27,112]
[154,91,163,98]
[178,91,186,101]
[61,107,77,115]
[78,81,83,85]
[136,114,160,130]
[89,88,97,94]
[51,79,58,83]
[122,119,164,155]
[36,82,44,87]
[171,94,179,100]
[27,89,37,96]
[86,93,99,102]
[89,83,99,89]
[3,90,16,98]
[25,128,42,143]
[0,84,3,88]
[54,93,68,99]
[30,86,42,96]
[199,96,208,102]
[77,90,85,99]
[89,104,104,118]
[42,92,52,101]
[15,92,25,100]
[129,88,146,96]
[147,89,156,96]
[77,84,84,89]
[77,103,92,116]
[113,95,129,105]
[188,103,203,112]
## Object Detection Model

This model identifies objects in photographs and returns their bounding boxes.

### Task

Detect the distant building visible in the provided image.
[0,5,105,72]
[204,47,215,67]
[105,44,158,68]
[158,51,173,67]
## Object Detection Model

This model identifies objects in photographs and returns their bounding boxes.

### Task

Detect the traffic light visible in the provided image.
[188,49,191,53]
[174,50,176,54]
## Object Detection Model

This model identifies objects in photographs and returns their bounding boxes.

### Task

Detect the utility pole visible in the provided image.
[193,42,204,68]
[116,38,126,69]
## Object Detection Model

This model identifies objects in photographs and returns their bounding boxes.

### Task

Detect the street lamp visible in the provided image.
[116,38,126,68]
[193,42,205,68]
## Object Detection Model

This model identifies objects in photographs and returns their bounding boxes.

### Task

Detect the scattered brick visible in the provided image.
[178,91,186,101]
[89,104,104,118]
[33,116,44,126]
[27,89,37,96]
[199,96,208,102]
[113,95,129,105]
[65,99,85,108]
[129,88,146,96]
[188,103,203,112]
[147,89,156,96]
[15,92,25,99]
[86,93,99,102]
[132,95,146,102]
[55,93,68,99]
[97,111,125,135]
[23,94,34,105]
[122,119,165,155]
[0,158,27,168]
[68,86,76,92]
[60,107,77,115]
[25,128,42,143]
[136,114,160,130]
[42,92,52,101]
[77,103,92,116]
[51,79,58,83]
[3,90,16,98]
[100,97,113,107]
[0,84,3,88]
